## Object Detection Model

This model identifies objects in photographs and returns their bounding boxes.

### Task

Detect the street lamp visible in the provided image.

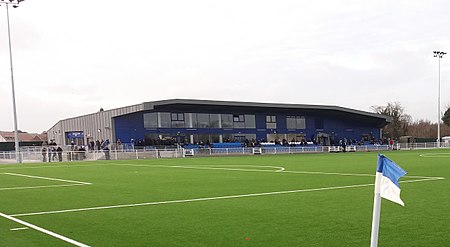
[433,51,446,147]
[1,0,25,163]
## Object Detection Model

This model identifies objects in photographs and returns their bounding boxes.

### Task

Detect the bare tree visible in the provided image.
[372,102,411,139]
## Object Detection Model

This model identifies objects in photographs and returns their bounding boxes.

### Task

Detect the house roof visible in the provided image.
[0,131,47,142]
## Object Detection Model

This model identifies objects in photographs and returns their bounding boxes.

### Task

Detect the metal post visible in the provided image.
[438,56,441,147]
[370,172,382,247]
[5,3,21,163]
[434,51,446,147]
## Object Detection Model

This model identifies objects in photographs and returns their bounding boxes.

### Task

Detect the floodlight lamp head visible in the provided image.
[13,4,18,8]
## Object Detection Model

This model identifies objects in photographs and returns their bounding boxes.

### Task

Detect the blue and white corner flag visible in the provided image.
[370,154,407,247]
[376,154,407,206]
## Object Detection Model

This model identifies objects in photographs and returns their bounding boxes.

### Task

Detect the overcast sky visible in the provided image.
[1,0,449,133]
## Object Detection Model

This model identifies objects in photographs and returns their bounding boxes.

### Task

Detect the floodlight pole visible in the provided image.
[434,51,446,148]
[3,0,24,163]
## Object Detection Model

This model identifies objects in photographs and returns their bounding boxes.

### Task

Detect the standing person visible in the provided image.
[89,140,95,151]
[96,140,101,151]
[41,146,47,162]
[102,139,111,160]
[116,139,122,150]
[57,146,63,162]
[389,138,395,150]
[47,146,52,162]
[51,146,57,161]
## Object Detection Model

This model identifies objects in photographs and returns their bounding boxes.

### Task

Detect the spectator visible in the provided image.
[51,146,57,161]
[47,146,52,162]
[57,146,63,162]
[41,146,47,162]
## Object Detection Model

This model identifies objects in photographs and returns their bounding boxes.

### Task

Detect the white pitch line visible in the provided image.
[10,183,374,217]
[0,184,88,191]
[111,163,285,173]
[0,212,90,247]
[160,164,286,173]
[10,227,29,231]
[3,173,91,185]
[116,163,442,180]
[0,164,101,170]
[112,163,378,176]
[10,176,443,218]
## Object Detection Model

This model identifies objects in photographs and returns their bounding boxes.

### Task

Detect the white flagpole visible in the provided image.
[370,172,382,247]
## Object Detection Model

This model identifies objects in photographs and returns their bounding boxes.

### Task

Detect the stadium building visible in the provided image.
[47,99,391,147]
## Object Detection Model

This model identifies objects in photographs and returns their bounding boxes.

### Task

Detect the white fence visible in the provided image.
[0,142,449,164]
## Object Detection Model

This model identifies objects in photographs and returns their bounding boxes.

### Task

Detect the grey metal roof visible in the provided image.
[143,99,392,122]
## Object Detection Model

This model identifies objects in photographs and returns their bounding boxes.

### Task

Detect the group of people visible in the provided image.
[41,145,63,162]
[40,139,112,162]
[87,139,111,151]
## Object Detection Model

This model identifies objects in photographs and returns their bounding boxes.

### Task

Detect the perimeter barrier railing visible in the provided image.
[0,142,449,164]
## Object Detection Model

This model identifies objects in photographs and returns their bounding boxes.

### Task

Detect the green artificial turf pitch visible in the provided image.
[0,150,448,246]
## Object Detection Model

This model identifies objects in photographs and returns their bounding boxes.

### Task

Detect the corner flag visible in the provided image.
[370,154,407,247]
[376,154,407,206]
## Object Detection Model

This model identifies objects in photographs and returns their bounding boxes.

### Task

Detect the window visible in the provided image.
[171,113,185,128]
[287,116,306,129]
[245,115,256,128]
[210,114,220,128]
[143,113,158,129]
[171,113,184,121]
[266,115,277,129]
[185,113,196,128]
[296,117,306,129]
[221,114,233,128]
[159,112,171,128]
[196,113,210,128]
[287,116,297,129]
[233,114,245,128]
[233,115,244,122]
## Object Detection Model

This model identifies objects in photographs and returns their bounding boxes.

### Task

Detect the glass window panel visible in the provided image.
[266,122,277,129]
[172,121,185,128]
[245,115,256,128]
[185,113,196,128]
[159,112,171,128]
[266,115,276,123]
[196,113,210,128]
[297,117,306,129]
[143,113,158,129]
[221,114,233,128]
[233,121,245,128]
[287,116,296,129]
[210,114,220,128]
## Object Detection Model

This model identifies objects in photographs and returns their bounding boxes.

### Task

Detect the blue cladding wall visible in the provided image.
[113,111,381,144]
[114,112,146,143]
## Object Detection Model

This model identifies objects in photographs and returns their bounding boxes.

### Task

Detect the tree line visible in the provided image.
[372,102,450,140]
